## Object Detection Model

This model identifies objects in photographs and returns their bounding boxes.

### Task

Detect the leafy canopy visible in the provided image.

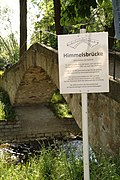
[60,0,111,26]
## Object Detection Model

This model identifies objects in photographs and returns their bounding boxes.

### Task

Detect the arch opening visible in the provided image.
[14,66,57,106]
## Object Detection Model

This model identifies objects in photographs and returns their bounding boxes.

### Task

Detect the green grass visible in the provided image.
[0,146,120,180]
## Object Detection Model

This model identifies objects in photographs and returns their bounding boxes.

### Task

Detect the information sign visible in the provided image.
[58,32,109,94]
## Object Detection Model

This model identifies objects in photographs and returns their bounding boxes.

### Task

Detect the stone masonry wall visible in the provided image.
[0,43,120,155]
[63,80,120,155]
[0,117,81,143]
[0,120,21,143]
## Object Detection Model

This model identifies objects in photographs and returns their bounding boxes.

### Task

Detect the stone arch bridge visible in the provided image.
[0,43,120,155]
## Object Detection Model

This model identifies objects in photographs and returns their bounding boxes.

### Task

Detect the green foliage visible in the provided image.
[0,88,15,120]
[31,0,115,50]
[90,152,120,179]
[0,101,5,120]
[31,0,57,49]
[98,0,104,5]
[51,90,73,118]
[0,70,4,75]
[0,33,19,65]
[60,0,98,26]
[87,0,113,32]
[0,5,19,65]
[0,58,5,69]
[51,90,64,104]
[60,0,113,31]
[0,145,120,179]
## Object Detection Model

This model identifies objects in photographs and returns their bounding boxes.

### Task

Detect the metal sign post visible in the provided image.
[82,93,89,180]
[80,26,90,180]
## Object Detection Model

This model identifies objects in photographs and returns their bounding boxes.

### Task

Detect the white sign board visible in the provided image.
[58,32,109,94]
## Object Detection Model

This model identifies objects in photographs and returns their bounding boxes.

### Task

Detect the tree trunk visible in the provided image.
[19,0,27,58]
[53,0,63,35]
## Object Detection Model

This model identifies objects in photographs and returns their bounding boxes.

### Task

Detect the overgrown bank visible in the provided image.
[0,143,120,180]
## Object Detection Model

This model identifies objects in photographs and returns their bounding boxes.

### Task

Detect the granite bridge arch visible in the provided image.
[0,43,120,155]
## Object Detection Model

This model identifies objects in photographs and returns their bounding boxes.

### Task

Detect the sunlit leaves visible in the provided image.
[31,0,57,48]
[0,33,19,64]
[31,0,114,49]
[97,0,104,5]
[60,0,98,26]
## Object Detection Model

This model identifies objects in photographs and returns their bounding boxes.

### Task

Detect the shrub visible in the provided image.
[50,90,73,118]
[0,88,15,120]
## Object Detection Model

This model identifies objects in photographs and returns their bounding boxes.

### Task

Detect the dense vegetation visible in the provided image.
[0,144,120,180]
[0,88,15,120]
[0,6,19,68]
[50,90,73,118]
[31,0,119,50]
